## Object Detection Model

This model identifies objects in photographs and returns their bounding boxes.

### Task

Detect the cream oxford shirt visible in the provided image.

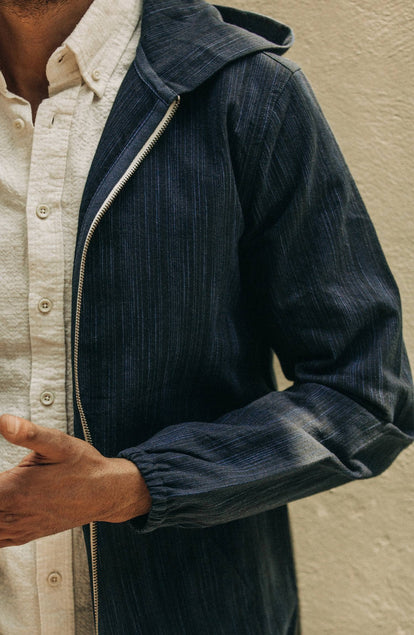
[0,0,142,631]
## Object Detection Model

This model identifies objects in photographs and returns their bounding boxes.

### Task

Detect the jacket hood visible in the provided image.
[138,0,294,96]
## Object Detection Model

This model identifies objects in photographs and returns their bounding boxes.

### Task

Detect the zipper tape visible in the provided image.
[73,96,181,634]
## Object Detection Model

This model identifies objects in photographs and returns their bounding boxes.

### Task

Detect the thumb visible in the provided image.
[0,414,67,459]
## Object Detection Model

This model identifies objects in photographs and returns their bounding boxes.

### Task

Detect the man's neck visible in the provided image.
[0,0,94,116]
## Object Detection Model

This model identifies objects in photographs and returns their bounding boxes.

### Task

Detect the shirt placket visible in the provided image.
[26,83,81,635]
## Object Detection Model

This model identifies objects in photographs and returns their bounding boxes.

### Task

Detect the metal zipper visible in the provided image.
[73,96,181,635]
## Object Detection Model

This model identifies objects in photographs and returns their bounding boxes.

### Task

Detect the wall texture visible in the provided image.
[217,1,414,633]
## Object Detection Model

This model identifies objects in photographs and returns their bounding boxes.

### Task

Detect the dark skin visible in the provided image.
[0,0,94,118]
[0,1,152,547]
[0,416,151,547]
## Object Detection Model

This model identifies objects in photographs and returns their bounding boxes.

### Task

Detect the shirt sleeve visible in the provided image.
[118,67,414,533]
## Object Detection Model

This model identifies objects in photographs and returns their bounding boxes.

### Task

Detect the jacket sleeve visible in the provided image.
[118,67,414,532]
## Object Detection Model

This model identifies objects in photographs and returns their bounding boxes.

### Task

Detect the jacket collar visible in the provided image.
[137,0,293,96]
[75,0,293,254]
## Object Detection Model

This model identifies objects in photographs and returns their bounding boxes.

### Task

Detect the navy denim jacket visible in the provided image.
[71,1,414,632]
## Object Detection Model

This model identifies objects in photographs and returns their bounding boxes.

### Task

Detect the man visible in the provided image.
[0,0,412,633]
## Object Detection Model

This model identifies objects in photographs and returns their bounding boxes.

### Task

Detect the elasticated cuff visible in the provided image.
[117,448,168,533]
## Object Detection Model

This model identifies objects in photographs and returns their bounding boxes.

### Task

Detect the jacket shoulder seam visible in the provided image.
[262,51,301,75]
[237,56,302,238]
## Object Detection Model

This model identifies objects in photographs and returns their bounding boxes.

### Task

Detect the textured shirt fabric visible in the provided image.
[0,0,142,632]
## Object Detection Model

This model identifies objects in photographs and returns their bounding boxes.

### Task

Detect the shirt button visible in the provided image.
[38,298,53,313]
[13,118,25,130]
[40,391,55,406]
[47,571,62,587]
[36,204,50,219]
[91,69,100,81]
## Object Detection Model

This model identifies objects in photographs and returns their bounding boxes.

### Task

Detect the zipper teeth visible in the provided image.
[73,96,180,635]
[90,521,99,634]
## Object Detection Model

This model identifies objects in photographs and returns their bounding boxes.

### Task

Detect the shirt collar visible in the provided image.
[47,0,142,99]
[0,73,7,96]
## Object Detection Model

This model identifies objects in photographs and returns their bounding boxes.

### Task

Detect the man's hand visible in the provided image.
[0,414,151,548]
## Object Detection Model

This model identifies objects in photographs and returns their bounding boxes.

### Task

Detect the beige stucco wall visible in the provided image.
[218,1,414,633]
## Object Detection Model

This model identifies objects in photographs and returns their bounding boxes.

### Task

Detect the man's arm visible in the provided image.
[0,415,150,547]
[116,68,413,531]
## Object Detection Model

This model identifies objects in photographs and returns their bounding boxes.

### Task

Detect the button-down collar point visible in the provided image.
[14,118,25,130]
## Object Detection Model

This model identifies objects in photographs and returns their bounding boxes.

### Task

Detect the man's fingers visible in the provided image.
[0,414,34,443]
[0,414,69,458]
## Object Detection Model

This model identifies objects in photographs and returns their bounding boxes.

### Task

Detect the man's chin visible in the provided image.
[0,0,68,17]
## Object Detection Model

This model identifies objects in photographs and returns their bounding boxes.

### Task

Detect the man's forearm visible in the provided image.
[0,414,151,547]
